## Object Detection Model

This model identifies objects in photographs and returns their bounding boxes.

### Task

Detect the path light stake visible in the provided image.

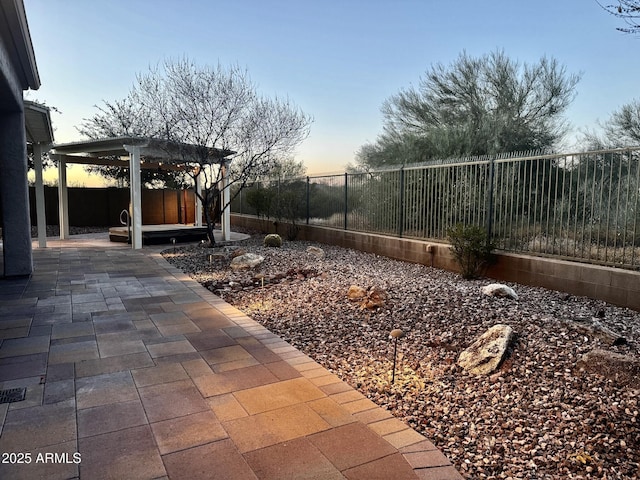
[171,237,176,253]
[390,328,404,384]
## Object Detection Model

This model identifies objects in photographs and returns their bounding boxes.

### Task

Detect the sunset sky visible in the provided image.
[24,0,639,186]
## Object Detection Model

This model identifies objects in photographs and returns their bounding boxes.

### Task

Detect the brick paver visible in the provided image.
[0,234,463,479]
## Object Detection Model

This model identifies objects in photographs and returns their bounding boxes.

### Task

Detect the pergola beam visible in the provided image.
[57,154,189,171]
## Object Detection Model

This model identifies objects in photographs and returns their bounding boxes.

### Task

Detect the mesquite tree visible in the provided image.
[355,50,581,169]
[80,58,312,244]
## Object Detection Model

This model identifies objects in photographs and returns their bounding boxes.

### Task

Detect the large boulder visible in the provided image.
[230,253,264,271]
[481,283,518,300]
[458,324,515,375]
[264,234,283,247]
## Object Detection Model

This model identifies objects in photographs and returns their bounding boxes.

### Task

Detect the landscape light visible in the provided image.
[389,328,404,384]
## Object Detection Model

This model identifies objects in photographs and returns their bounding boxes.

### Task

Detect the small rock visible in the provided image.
[306,246,325,258]
[230,248,247,259]
[481,283,518,300]
[230,253,264,271]
[361,286,388,310]
[458,324,515,375]
[346,285,388,309]
[347,285,367,301]
[576,349,640,388]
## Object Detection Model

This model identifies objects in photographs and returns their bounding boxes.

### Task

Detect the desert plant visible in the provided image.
[447,223,496,279]
[263,233,283,247]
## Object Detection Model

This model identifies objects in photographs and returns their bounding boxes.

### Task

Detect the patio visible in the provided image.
[0,235,461,480]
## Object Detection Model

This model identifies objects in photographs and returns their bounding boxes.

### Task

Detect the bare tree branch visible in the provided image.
[80,58,312,244]
[598,1,640,34]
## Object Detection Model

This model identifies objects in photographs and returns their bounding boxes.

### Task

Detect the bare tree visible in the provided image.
[79,92,191,188]
[81,58,312,245]
[598,1,640,34]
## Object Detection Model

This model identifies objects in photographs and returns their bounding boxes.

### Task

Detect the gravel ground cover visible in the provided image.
[163,235,640,479]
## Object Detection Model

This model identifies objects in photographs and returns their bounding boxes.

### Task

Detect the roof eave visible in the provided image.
[1,0,40,90]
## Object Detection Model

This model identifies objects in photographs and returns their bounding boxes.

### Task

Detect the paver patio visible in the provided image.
[0,234,463,479]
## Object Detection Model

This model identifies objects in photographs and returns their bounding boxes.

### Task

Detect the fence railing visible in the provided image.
[231,147,640,269]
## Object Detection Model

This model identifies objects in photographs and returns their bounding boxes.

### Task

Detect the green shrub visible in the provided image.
[263,233,283,247]
[246,187,275,218]
[446,223,496,279]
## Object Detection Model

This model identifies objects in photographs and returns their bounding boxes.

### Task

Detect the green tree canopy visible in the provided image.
[582,99,640,149]
[355,50,581,170]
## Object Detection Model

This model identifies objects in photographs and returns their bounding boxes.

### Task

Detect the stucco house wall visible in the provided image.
[0,0,40,276]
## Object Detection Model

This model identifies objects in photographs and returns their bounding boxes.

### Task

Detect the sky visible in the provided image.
[23,0,639,186]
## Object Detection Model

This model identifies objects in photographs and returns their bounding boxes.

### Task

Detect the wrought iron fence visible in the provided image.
[231,147,640,269]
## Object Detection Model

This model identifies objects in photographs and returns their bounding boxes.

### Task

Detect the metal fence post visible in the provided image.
[306,176,310,225]
[398,167,405,237]
[344,172,348,230]
[487,156,496,240]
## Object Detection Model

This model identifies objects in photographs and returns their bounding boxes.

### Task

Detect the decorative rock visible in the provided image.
[481,283,518,300]
[230,253,264,271]
[347,285,388,309]
[230,248,247,259]
[458,324,514,375]
[264,234,283,247]
[577,349,640,388]
[361,286,388,310]
[347,285,367,301]
[306,246,325,258]
[164,236,640,478]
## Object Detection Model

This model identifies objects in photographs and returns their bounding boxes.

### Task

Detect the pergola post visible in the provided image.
[194,171,202,227]
[56,154,69,240]
[33,143,49,248]
[221,160,231,241]
[124,144,143,249]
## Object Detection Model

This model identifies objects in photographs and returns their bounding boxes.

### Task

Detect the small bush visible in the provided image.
[264,233,283,247]
[446,223,496,279]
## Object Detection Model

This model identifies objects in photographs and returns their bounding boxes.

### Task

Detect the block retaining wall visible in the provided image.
[231,214,640,312]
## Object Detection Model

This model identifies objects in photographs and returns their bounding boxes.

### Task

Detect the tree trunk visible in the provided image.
[202,196,217,247]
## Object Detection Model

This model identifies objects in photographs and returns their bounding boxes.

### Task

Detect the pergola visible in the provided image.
[25,100,55,249]
[46,137,234,249]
